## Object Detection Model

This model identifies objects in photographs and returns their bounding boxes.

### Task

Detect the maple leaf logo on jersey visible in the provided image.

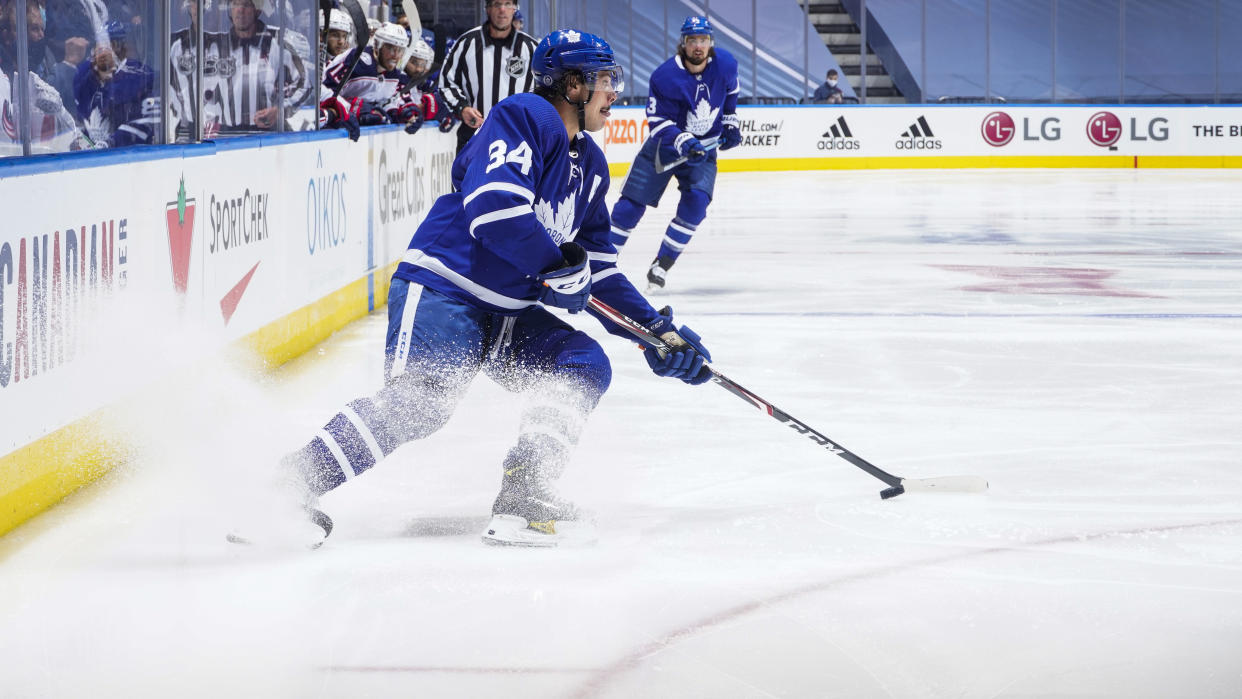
[533,193,576,245]
[84,108,112,146]
[684,98,719,136]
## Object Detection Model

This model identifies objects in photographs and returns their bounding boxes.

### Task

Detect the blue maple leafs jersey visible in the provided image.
[395,92,660,332]
[646,48,739,146]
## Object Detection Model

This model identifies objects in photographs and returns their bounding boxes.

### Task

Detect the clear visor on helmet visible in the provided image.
[584,66,625,95]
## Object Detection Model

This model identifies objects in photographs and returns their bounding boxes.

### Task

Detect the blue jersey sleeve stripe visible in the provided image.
[402,249,533,310]
[587,250,618,263]
[463,181,535,206]
[648,121,675,138]
[467,204,532,238]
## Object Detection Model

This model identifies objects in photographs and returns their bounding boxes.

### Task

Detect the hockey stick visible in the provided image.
[587,297,989,499]
[654,136,720,173]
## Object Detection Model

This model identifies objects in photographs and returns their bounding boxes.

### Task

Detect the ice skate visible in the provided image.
[227,462,333,550]
[646,255,675,292]
[482,463,596,547]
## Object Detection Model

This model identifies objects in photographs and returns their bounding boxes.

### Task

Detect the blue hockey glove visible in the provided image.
[438,111,457,133]
[643,306,713,385]
[720,114,742,150]
[538,242,592,313]
[387,102,425,134]
[358,108,387,127]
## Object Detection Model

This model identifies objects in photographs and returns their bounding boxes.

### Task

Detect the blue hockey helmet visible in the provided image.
[680,15,712,37]
[532,29,625,94]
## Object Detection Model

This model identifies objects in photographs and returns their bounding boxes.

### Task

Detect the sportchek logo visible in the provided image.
[1087,111,1123,148]
[817,116,859,151]
[897,115,941,149]
[981,111,1016,146]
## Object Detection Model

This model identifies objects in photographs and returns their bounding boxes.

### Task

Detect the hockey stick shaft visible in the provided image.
[587,297,988,498]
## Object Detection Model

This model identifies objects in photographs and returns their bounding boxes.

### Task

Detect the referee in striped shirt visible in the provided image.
[439,0,537,153]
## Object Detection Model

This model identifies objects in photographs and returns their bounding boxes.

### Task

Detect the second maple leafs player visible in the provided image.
[609,16,742,290]
[233,29,715,549]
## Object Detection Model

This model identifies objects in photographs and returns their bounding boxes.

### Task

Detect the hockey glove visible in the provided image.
[661,132,707,165]
[387,102,425,134]
[318,95,360,141]
[720,114,742,150]
[643,306,713,385]
[358,108,387,127]
[538,242,592,314]
[438,111,457,133]
[419,93,439,121]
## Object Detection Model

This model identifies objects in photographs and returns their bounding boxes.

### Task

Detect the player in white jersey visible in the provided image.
[321,8,353,67]
[320,22,429,136]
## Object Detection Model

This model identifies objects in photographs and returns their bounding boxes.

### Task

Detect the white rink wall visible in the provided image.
[0,126,455,534]
[601,104,1242,169]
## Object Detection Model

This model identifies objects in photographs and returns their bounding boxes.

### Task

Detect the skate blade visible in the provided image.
[480,514,597,548]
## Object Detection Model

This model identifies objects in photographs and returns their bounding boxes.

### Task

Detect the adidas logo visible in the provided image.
[896,115,942,150]
[902,116,934,138]
[822,116,853,139]
[817,116,860,151]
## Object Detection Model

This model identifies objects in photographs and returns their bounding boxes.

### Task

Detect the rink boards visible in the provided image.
[602,104,1242,174]
[0,127,455,536]
[3,103,1242,538]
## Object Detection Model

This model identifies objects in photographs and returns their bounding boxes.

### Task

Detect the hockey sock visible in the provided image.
[656,189,709,262]
[609,196,646,250]
[289,374,461,493]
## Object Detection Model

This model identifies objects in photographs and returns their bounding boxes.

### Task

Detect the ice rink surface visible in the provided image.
[2,169,1241,698]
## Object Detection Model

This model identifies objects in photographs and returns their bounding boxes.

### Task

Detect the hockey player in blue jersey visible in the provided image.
[609,16,742,290]
[232,29,715,549]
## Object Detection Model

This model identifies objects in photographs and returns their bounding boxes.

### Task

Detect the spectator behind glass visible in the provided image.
[74,20,155,146]
[42,0,93,61]
[1,0,86,153]
[52,35,87,111]
[812,68,844,104]
[201,0,310,135]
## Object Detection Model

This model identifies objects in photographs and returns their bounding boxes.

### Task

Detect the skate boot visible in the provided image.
[646,255,675,291]
[227,456,333,550]
[482,463,595,547]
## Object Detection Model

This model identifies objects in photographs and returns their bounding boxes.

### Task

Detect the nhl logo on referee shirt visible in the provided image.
[506,56,528,78]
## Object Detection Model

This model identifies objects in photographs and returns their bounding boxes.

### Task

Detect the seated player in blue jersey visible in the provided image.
[319,22,429,140]
[609,16,742,290]
[231,29,716,549]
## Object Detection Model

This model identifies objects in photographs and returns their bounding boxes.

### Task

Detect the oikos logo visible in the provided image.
[981,111,1016,147]
[1086,111,1123,148]
[306,151,348,254]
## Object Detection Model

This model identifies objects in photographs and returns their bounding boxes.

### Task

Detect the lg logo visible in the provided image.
[1087,111,1169,149]
[982,111,1061,147]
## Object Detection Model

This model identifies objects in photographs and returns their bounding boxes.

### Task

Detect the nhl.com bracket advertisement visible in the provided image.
[601,105,1242,166]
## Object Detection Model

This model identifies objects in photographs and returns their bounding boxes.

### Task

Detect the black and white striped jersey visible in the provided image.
[438,23,537,119]
[200,22,312,133]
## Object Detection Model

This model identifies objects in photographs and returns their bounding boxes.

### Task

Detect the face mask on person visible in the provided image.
[828,78,838,87]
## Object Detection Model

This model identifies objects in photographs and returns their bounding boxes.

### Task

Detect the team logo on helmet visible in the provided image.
[564,30,581,43]
[681,15,712,36]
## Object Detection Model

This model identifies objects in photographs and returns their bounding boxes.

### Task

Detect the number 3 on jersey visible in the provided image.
[486,139,533,175]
